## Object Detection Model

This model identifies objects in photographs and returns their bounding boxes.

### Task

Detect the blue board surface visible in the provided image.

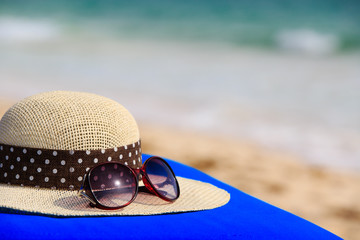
[0,154,341,240]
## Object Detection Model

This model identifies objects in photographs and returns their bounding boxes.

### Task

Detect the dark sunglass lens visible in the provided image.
[145,158,179,200]
[89,163,137,208]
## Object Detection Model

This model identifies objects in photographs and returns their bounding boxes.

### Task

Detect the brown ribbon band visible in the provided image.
[0,141,142,190]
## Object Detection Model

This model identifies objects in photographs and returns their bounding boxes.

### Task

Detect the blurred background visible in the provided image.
[0,0,359,238]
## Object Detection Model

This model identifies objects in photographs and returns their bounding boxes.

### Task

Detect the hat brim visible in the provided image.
[0,177,230,217]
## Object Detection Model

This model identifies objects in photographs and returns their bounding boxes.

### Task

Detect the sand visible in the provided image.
[1,99,359,239]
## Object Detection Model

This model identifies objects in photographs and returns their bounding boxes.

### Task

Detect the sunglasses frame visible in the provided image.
[78,156,180,210]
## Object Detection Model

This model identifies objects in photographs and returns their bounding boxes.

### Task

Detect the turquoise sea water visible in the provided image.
[1,0,360,52]
[0,1,360,171]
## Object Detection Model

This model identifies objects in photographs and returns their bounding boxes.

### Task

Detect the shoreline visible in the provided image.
[1,99,360,239]
[1,40,360,173]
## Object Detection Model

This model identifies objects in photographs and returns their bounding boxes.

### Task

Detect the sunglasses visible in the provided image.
[78,156,180,209]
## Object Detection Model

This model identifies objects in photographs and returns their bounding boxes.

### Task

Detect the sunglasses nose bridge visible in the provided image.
[132,168,144,182]
[133,168,141,176]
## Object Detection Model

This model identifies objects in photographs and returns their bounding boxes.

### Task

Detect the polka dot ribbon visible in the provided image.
[0,141,142,190]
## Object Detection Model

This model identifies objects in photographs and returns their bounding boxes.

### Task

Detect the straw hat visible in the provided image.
[0,91,229,216]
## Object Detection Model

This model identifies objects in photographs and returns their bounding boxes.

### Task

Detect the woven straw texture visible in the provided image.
[0,177,230,216]
[0,91,230,216]
[0,91,139,150]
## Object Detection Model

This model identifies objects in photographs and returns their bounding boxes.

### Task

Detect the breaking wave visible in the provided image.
[0,17,60,43]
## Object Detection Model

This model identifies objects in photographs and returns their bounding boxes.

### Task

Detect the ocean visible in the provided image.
[0,0,360,171]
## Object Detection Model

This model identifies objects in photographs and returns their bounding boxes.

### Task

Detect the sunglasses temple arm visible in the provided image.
[78,175,97,205]
[78,189,97,205]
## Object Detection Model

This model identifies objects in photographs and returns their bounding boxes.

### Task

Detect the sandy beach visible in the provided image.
[141,125,360,239]
[0,99,359,239]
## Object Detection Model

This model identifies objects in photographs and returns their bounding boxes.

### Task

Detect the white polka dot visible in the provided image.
[86,167,90,172]
[16,157,21,162]
[85,150,91,155]
[101,149,105,154]
[124,162,128,166]
[61,160,66,165]
[94,158,98,163]
[107,157,112,162]
[119,154,123,160]
[29,176,34,181]
[30,158,35,163]
[45,159,50,164]
[0,145,2,151]
[53,151,57,156]
[37,150,42,155]
[78,176,83,181]
[69,185,74,190]
[60,178,66,183]
[133,160,136,165]
[138,157,141,162]
[139,148,142,153]
[78,158,83,164]
[114,147,118,152]
[69,150,74,155]
[69,167,74,173]
[10,165,14,170]
[132,143,135,147]
[23,166,27,171]
[53,169,58,174]
[37,167,42,173]
[4,172,7,177]
[129,152,132,157]
[0,163,2,168]
[10,147,14,152]
[44,177,49,182]
[136,150,138,155]
[23,148,27,154]
[124,145,128,150]
[51,186,56,190]
[15,174,20,179]
[5,156,9,160]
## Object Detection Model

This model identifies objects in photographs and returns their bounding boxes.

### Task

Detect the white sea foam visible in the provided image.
[275,29,339,55]
[0,17,60,43]
[0,39,359,172]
